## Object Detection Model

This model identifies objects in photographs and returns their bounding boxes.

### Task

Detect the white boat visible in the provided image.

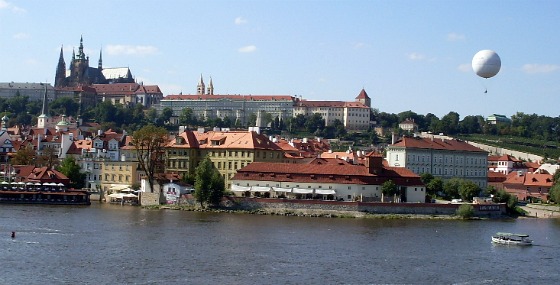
[491,232,533,246]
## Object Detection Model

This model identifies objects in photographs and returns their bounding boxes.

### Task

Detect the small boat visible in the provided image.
[491,232,532,246]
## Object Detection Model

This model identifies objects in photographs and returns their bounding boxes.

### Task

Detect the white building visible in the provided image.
[386,136,488,188]
[231,154,426,203]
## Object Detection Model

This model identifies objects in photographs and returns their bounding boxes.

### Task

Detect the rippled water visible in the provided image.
[1,203,559,284]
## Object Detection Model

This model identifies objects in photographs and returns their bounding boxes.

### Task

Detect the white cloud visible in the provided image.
[353,42,368,49]
[522,64,559,74]
[105,44,158,56]
[0,0,26,13]
[458,63,471,72]
[447,32,466,42]
[13,32,29,40]
[235,17,248,25]
[238,45,257,53]
[406,52,426,61]
[24,58,38,65]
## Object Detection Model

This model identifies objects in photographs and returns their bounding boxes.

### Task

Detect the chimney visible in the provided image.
[367,155,383,175]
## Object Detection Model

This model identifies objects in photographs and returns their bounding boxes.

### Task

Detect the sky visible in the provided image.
[0,0,559,119]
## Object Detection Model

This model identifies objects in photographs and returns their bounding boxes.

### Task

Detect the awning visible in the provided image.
[123,193,138,198]
[272,187,292,193]
[231,185,251,192]
[251,186,271,192]
[110,184,131,191]
[108,193,124,199]
[315,189,336,195]
[292,188,314,194]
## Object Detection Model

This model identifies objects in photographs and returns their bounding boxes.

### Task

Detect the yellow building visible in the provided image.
[166,129,284,188]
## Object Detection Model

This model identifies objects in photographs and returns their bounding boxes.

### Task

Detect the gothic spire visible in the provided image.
[41,84,48,116]
[55,46,66,87]
[98,48,103,69]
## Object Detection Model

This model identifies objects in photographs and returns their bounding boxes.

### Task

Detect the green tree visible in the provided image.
[420,173,434,185]
[549,183,560,203]
[443,178,462,199]
[132,125,168,202]
[426,177,444,197]
[50,97,80,117]
[458,180,481,202]
[179,108,197,128]
[10,147,36,165]
[381,180,398,202]
[194,157,225,208]
[58,156,86,189]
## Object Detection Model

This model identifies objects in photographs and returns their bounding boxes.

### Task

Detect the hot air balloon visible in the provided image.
[472,50,501,79]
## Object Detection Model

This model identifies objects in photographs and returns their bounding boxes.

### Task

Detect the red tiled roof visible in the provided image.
[391,137,486,153]
[163,94,294,101]
[295,100,369,109]
[355,89,370,100]
[233,161,422,186]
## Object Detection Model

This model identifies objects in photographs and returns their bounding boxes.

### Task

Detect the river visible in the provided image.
[1,202,559,284]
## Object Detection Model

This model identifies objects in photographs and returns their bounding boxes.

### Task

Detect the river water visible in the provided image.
[1,202,559,285]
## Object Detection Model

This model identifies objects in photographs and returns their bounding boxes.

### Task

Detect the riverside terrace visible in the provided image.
[0,182,91,205]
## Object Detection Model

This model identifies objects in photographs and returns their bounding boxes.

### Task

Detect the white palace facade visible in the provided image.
[158,76,373,131]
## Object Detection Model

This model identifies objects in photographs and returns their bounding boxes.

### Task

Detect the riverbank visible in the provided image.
[146,204,501,220]
[520,204,560,218]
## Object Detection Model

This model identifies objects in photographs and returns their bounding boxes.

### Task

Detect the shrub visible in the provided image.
[456,204,475,219]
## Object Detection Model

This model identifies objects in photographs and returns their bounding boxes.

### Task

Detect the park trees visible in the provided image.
[193,156,224,208]
[132,125,168,201]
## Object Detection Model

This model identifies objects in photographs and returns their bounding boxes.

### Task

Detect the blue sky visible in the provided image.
[1,0,558,118]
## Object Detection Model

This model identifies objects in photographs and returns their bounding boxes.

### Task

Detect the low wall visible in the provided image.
[229,198,507,217]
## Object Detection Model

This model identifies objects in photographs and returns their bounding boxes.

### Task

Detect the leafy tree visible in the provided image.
[132,125,168,202]
[58,156,86,189]
[194,156,225,208]
[36,147,59,169]
[305,113,325,133]
[50,97,80,117]
[426,177,444,197]
[160,107,174,125]
[493,189,518,213]
[420,173,434,185]
[381,179,398,202]
[549,183,560,203]
[443,178,462,199]
[458,180,481,202]
[179,108,197,128]
[553,169,560,184]
[10,147,36,165]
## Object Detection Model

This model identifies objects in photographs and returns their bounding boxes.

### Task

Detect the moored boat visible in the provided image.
[491,232,532,246]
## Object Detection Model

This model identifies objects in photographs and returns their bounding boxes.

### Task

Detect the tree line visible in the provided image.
[3,94,560,144]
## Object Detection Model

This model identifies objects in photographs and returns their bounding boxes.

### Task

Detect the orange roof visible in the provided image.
[504,171,553,187]
[296,100,370,109]
[167,130,282,151]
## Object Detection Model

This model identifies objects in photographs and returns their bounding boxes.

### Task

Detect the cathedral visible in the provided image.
[55,36,134,87]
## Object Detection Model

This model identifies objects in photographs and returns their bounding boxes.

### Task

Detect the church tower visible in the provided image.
[70,36,89,85]
[37,84,51,129]
[197,74,205,95]
[55,46,66,87]
[206,76,214,95]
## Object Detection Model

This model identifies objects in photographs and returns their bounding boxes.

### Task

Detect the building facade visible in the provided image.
[293,89,372,130]
[386,136,489,188]
[231,154,426,202]
[165,128,285,188]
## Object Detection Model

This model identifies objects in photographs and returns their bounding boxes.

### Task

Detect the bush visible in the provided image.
[456,204,475,219]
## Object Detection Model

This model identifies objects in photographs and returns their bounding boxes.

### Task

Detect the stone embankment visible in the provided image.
[520,204,560,218]
[152,197,508,219]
